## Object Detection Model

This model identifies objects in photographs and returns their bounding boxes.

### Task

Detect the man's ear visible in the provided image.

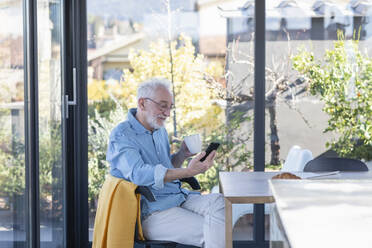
[138,98,146,111]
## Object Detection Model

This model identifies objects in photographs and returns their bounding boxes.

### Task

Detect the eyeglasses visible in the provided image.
[145,98,174,112]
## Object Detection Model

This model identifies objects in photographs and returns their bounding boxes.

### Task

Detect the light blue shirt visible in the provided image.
[107,108,195,218]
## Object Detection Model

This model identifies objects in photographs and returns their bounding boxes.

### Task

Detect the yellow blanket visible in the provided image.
[92,176,144,248]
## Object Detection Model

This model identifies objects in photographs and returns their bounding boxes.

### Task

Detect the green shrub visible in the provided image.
[292,39,372,161]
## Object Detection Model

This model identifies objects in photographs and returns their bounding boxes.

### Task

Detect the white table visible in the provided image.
[270,179,372,248]
[219,170,372,248]
[219,172,276,248]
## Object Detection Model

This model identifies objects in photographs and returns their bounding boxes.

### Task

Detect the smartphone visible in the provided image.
[200,142,220,162]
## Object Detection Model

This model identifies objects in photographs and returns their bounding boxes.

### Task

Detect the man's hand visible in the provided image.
[165,150,216,183]
[186,150,216,177]
[179,141,195,159]
[171,141,195,168]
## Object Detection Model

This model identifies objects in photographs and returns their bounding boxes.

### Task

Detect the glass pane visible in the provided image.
[37,0,64,247]
[264,0,372,170]
[264,0,372,243]
[87,0,255,243]
[224,1,257,242]
[0,1,26,247]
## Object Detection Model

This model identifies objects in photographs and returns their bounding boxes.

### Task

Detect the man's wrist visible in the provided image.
[184,167,195,178]
[164,167,194,183]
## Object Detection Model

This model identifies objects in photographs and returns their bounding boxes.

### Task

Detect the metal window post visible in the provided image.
[254,0,266,247]
[23,0,40,247]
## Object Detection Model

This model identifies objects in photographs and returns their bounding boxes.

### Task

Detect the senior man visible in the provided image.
[106,78,225,247]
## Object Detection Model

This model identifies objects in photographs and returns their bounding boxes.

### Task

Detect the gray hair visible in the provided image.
[137,78,173,101]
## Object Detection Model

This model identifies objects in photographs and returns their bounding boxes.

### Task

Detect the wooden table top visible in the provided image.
[219,170,372,204]
[219,171,278,204]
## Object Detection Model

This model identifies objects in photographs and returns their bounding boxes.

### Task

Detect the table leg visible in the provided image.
[254,204,265,245]
[225,198,232,248]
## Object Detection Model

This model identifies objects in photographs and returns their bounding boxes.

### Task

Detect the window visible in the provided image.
[0,1,26,246]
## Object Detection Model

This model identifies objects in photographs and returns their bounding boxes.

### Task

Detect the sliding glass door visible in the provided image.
[37,0,64,247]
[0,0,70,247]
[0,1,26,247]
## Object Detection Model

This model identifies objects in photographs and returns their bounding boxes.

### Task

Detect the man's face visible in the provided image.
[144,87,173,130]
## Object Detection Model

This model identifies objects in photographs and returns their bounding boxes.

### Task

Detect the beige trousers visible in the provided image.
[142,193,225,248]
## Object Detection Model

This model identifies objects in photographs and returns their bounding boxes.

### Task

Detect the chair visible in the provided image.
[367,160,372,169]
[282,146,313,172]
[315,149,339,159]
[135,177,201,248]
[303,157,369,172]
[281,145,301,171]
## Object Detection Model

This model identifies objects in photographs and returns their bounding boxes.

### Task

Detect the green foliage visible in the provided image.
[120,35,224,133]
[88,98,118,120]
[292,39,372,161]
[265,164,282,171]
[0,122,25,200]
[194,165,219,193]
[183,112,252,192]
[0,151,25,197]
[87,85,128,205]
[0,121,62,212]
[39,122,62,200]
[206,112,252,172]
[88,100,128,205]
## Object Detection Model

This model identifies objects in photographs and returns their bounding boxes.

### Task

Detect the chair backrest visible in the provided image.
[282,146,313,172]
[303,157,369,172]
[296,149,313,171]
[282,146,301,171]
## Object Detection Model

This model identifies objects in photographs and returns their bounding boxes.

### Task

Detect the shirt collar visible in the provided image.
[128,108,152,134]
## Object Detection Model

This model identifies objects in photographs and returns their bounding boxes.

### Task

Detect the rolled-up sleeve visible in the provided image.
[107,138,168,188]
[153,164,168,190]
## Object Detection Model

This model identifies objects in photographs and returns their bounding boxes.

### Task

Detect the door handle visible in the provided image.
[63,67,77,119]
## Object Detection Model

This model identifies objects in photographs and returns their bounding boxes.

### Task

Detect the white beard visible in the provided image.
[146,114,165,130]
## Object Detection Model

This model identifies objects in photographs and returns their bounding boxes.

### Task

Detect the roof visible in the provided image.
[87,32,145,62]
[349,0,372,15]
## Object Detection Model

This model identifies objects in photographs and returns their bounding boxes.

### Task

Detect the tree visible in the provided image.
[206,39,308,166]
[86,35,253,193]
[292,39,372,161]
[121,35,224,137]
